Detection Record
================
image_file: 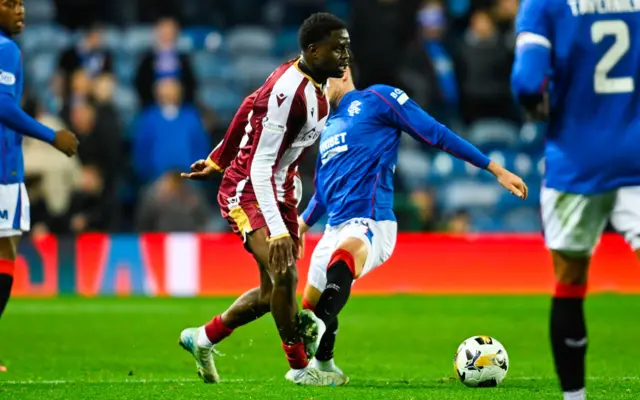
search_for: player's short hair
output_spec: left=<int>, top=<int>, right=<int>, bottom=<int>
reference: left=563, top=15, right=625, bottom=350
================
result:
left=298, top=12, right=347, bottom=50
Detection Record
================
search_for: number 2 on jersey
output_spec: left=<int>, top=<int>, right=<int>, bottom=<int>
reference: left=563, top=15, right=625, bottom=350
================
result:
left=591, top=20, right=634, bottom=94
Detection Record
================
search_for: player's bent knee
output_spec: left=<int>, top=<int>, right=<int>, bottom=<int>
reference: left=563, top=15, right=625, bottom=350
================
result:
left=336, top=238, right=367, bottom=278
left=0, top=236, right=18, bottom=262
left=551, top=250, right=589, bottom=286
left=302, top=285, right=322, bottom=311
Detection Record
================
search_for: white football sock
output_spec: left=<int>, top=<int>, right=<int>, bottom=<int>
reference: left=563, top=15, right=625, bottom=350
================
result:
left=563, top=388, right=585, bottom=400
left=197, top=326, right=213, bottom=348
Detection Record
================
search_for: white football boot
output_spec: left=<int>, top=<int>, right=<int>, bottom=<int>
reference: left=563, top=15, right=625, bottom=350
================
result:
left=309, top=358, right=345, bottom=376
left=178, top=327, right=220, bottom=383
left=285, top=366, right=348, bottom=386
left=297, top=309, right=326, bottom=359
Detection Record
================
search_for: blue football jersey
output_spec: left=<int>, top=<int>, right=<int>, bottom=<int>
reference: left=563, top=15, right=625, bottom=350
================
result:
left=514, top=0, right=640, bottom=194
left=0, top=31, right=25, bottom=184
left=301, top=85, right=490, bottom=227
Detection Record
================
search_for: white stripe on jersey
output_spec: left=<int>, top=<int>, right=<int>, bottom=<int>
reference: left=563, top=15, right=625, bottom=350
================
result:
left=516, top=32, right=552, bottom=49
left=250, top=66, right=305, bottom=238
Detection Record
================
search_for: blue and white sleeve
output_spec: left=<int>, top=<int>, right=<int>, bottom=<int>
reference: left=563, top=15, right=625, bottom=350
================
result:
left=511, top=0, right=552, bottom=104
left=300, top=191, right=326, bottom=227
left=0, top=43, right=56, bottom=143
left=368, top=86, right=491, bottom=169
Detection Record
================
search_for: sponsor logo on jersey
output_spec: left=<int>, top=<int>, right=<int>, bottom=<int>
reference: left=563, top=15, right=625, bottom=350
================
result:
left=0, top=70, right=16, bottom=86
left=0, top=210, right=8, bottom=220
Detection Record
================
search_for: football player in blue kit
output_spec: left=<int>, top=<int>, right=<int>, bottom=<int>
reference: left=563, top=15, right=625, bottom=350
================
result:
left=512, top=1, right=640, bottom=399
left=0, top=0, right=79, bottom=372
left=296, top=65, right=528, bottom=382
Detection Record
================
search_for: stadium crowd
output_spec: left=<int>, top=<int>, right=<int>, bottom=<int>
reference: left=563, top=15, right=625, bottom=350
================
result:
left=18, top=0, right=545, bottom=235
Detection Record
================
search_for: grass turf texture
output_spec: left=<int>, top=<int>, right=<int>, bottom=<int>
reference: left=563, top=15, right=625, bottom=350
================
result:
left=0, top=295, right=638, bottom=399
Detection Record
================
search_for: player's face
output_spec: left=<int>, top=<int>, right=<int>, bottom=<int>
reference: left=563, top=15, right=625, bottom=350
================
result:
left=313, top=29, right=350, bottom=79
left=0, top=0, right=24, bottom=35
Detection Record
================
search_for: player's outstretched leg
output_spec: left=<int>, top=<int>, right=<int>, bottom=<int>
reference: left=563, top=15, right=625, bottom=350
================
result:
left=550, top=251, right=588, bottom=400
left=0, top=236, right=20, bottom=373
left=179, top=258, right=273, bottom=383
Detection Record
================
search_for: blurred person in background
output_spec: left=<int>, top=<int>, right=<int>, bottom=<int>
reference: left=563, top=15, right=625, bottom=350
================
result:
left=396, top=187, right=439, bottom=232
left=350, top=0, right=421, bottom=88
left=64, top=164, right=111, bottom=233
left=456, top=7, right=518, bottom=124
left=57, top=24, right=114, bottom=104
left=135, top=17, right=196, bottom=108
left=133, top=77, right=209, bottom=185
left=446, top=208, right=471, bottom=233
left=400, top=0, right=460, bottom=128
left=22, top=92, right=82, bottom=234
left=24, top=175, right=52, bottom=238
left=135, top=170, right=213, bottom=232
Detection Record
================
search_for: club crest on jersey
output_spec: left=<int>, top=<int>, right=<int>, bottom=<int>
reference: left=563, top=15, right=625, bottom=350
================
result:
left=348, top=100, right=361, bottom=117
left=0, top=70, right=16, bottom=86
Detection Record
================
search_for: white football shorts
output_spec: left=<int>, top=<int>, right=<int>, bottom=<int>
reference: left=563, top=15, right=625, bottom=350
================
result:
left=541, top=185, right=640, bottom=255
left=0, top=183, right=30, bottom=238
left=307, top=218, right=397, bottom=291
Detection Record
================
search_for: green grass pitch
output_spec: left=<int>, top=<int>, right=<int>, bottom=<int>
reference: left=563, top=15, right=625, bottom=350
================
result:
left=0, top=295, right=639, bottom=399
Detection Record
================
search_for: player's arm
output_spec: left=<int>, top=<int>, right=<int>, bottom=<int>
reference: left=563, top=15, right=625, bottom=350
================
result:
left=0, top=44, right=55, bottom=143
left=510, top=0, right=552, bottom=120
left=0, top=44, right=78, bottom=156
left=207, top=90, right=258, bottom=172
left=250, top=92, right=304, bottom=242
left=371, top=87, right=528, bottom=198
left=370, top=87, right=491, bottom=169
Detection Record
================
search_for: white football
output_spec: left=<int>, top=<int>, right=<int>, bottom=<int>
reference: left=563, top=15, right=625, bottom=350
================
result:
left=454, top=335, right=509, bottom=387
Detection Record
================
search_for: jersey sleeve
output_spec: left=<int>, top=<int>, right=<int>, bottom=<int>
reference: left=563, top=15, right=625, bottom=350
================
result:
left=207, top=90, right=258, bottom=172
left=0, top=43, right=56, bottom=143
left=368, top=86, right=491, bottom=169
left=300, top=156, right=326, bottom=227
left=511, top=0, right=553, bottom=100
left=0, top=43, right=20, bottom=97
left=250, top=87, right=306, bottom=240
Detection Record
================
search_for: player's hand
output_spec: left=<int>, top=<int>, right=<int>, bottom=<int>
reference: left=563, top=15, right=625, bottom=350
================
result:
left=53, top=129, right=79, bottom=157
left=268, top=235, right=297, bottom=274
left=297, top=217, right=310, bottom=260
left=487, top=161, right=528, bottom=200
left=181, top=159, right=218, bottom=180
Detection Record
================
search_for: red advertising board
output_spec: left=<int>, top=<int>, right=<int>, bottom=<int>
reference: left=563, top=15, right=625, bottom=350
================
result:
left=10, top=233, right=640, bottom=296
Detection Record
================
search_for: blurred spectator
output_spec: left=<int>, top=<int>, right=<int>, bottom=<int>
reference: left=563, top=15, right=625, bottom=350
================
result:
left=64, top=165, right=113, bottom=233
left=22, top=94, right=82, bottom=229
left=135, top=17, right=196, bottom=108
left=24, top=176, right=53, bottom=239
left=456, top=8, right=517, bottom=124
left=350, top=0, right=421, bottom=88
left=132, top=78, right=210, bottom=184
left=446, top=208, right=471, bottom=233
left=69, top=100, right=121, bottom=208
left=396, top=188, right=439, bottom=231
left=136, top=171, right=214, bottom=232
left=400, top=0, right=459, bottom=127
left=57, top=24, right=114, bottom=103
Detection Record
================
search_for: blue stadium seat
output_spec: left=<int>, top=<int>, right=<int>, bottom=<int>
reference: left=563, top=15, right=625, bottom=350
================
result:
left=114, top=52, right=138, bottom=84
left=181, top=27, right=223, bottom=52
left=274, top=28, right=300, bottom=57
left=199, top=84, right=244, bottom=122
left=26, top=51, right=58, bottom=88
left=114, top=85, right=140, bottom=134
left=18, top=24, right=71, bottom=54
left=122, top=26, right=155, bottom=55
left=468, top=208, right=501, bottom=232
left=437, top=180, right=502, bottom=212
left=225, top=26, right=275, bottom=56
left=24, top=0, right=55, bottom=24
left=517, top=121, right=545, bottom=153
left=192, top=52, right=233, bottom=82
left=101, top=26, right=125, bottom=51
left=500, top=206, right=542, bottom=232
left=230, top=55, right=281, bottom=90
left=467, top=118, right=520, bottom=152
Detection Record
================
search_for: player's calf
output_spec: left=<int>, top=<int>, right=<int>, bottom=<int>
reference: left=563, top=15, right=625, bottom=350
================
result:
left=550, top=251, right=589, bottom=400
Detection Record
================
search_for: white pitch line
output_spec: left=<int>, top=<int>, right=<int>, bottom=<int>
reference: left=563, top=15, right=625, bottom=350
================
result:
left=1, top=377, right=638, bottom=385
